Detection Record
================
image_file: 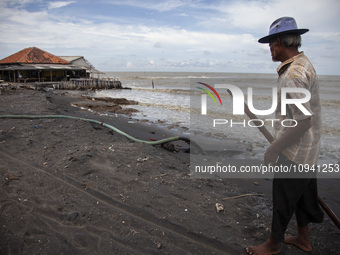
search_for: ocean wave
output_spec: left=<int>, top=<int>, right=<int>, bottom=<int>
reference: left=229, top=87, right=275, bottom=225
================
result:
left=218, top=94, right=340, bottom=108
left=321, top=99, right=340, bottom=107
left=119, top=75, right=209, bottom=80
left=236, top=96, right=340, bottom=108
left=133, top=87, right=192, bottom=95
left=138, top=102, right=191, bottom=113
left=322, top=125, right=340, bottom=135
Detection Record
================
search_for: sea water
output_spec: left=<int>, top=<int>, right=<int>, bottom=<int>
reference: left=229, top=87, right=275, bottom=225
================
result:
left=97, top=72, right=340, bottom=162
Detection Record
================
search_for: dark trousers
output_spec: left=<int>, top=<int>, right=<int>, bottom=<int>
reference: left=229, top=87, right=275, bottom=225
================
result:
left=271, top=154, right=324, bottom=243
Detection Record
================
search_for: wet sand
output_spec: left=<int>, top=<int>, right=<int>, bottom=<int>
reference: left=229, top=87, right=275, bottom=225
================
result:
left=0, top=89, right=339, bottom=254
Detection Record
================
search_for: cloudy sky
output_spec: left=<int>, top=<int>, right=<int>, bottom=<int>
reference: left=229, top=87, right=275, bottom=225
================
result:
left=0, top=0, right=339, bottom=74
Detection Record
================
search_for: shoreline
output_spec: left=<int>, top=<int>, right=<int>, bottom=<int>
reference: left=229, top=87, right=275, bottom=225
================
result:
left=0, top=88, right=339, bottom=254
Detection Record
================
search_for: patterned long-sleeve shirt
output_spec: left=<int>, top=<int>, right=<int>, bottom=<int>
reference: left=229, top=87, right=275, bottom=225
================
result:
left=275, top=52, right=322, bottom=166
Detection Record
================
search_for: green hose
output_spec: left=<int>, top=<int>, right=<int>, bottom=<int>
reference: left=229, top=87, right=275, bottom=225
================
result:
left=0, top=115, right=189, bottom=145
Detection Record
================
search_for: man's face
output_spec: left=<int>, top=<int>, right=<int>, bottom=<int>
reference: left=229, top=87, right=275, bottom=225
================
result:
left=269, top=38, right=281, bottom=62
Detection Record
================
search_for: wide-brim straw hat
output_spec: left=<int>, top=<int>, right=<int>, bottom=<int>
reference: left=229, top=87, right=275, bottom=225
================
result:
left=258, top=17, right=309, bottom=43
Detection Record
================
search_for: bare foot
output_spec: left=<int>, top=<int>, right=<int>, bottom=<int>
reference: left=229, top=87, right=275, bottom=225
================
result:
left=284, top=234, right=312, bottom=252
left=246, top=240, right=280, bottom=255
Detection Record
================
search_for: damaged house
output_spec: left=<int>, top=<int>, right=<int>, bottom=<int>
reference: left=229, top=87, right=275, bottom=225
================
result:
left=0, top=47, right=101, bottom=82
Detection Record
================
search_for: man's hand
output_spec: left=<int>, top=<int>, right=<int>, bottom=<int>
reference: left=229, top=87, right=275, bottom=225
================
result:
left=264, top=143, right=280, bottom=166
left=263, top=118, right=312, bottom=166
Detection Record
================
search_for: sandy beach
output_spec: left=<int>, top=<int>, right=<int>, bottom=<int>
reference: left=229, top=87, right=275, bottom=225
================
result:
left=0, top=88, right=339, bottom=255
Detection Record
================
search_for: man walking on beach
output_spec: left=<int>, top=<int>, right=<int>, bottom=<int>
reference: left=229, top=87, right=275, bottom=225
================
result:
left=246, top=17, right=324, bottom=254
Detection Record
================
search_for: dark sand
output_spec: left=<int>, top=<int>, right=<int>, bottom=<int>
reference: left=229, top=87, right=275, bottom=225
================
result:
left=0, top=89, right=339, bottom=255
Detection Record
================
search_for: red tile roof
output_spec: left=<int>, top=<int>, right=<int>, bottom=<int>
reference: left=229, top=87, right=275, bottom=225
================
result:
left=0, top=47, right=70, bottom=64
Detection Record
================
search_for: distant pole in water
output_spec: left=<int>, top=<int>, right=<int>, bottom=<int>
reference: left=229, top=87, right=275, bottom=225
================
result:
left=152, top=79, right=154, bottom=89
